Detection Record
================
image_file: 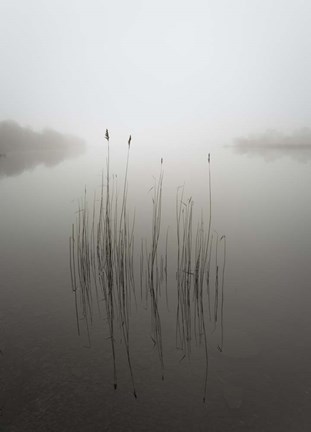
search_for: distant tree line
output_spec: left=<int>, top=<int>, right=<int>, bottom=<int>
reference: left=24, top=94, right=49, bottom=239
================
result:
left=0, top=120, right=85, bottom=155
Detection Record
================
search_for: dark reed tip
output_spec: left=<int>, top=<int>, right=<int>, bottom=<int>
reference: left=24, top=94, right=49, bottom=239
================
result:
left=217, top=345, right=223, bottom=352
left=161, top=157, right=163, bottom=164
left=203, top=396, right=206, bottom=403
left=105, top=129, right=110, bottom=141
left=133, top=390, right=137, bottom=399
left=114, top=383, right=117, bottom=390
left=128, top=134, right=131, bottom=148
left=161, top=375, right=164, bottom=381
left=208, top=153, right=210, bottom=163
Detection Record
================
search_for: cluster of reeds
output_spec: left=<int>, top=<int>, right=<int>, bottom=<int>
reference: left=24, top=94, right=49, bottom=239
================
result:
left=70, top=130, right=137, bottom=397
left=175, top=155, right=226, bottom=401
left=69, top=135, right=226, bottom=401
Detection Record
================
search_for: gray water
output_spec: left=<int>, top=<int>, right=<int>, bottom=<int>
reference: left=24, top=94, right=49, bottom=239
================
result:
left=1, top=143, right=311, bottom=431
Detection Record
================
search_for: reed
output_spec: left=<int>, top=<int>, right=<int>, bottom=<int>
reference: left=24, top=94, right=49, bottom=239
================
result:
left=217, top=235, right=226, bottom=352
left=147, top=161, right=165, bottom=379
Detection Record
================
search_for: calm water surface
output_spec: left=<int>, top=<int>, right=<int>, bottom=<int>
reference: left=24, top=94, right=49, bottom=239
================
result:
left=1, top=144, right=311, bottom=431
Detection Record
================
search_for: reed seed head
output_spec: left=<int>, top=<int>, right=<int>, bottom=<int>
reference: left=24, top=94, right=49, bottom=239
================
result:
left=105, top=129, right=110, bottom=141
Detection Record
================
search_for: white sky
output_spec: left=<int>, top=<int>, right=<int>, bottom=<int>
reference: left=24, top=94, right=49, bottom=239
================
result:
left=0, top=0, right=310, bottom=148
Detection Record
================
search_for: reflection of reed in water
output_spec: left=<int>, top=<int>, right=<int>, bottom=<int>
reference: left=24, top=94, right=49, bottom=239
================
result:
left=69, top=135, right=227, bottom=401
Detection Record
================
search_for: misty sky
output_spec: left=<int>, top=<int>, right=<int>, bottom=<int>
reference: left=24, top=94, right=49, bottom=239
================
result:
left=1, top=0, right=310, bottom=148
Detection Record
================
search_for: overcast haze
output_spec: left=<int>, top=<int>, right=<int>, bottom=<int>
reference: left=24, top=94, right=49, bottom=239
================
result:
left=1, top=0, right=310, bottom=148
left=2, top=2, right=311, bottom=429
